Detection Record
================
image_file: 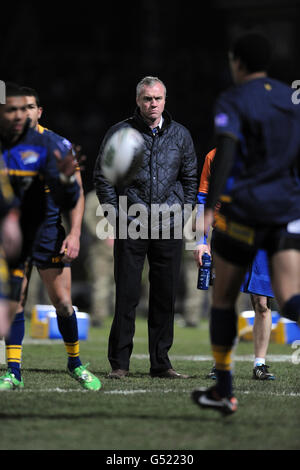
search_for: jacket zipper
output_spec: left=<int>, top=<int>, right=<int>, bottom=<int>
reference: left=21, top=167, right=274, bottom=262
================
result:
left=149, top=131, right=157, bottom=205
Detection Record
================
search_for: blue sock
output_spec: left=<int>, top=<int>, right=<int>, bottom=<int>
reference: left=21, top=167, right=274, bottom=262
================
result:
left=215, top=369, right=233, bottom=398
left=56, top=310, right=82, bottom=371
left=5, top=311, right=25, bottom=381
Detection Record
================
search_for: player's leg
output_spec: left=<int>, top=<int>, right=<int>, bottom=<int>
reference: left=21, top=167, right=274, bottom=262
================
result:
left=192, top=252, right=245, bottom=413
left=251, top=294, right=275, bottom=380
left=38, top=266, right=101, bottom=390
left=0, top=263, right=30, bottom=390
left=210, top=253, right=248, bottom=393
left=270, top=249, right=300, bottom=323
left=0, top=299, right=26, bottom=390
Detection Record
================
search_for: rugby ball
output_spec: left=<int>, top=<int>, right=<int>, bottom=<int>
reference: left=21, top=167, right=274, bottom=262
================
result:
left=101, top=127, right=144, bottom=186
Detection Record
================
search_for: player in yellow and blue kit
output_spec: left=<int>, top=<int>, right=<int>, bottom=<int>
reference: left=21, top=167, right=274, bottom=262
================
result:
left=195, top=148, right=275, bottom=381
left=192, top=33, right=300, bottom=415
left=0, top=84, right=100, bottom=391
left=0, top=83, right=80, bottom=389
left=0, top=85, right=101, bottom=391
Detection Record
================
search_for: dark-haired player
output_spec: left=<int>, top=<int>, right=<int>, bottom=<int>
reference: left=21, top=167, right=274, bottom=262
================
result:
left=195, top=148, right=276, bottom=382
left=0, top=84, right=100, bottom=391
left=192, top=33, right=300, bottom=414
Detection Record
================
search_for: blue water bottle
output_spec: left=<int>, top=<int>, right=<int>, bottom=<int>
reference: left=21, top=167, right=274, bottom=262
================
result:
left=197, top=253, right=211, bottom=290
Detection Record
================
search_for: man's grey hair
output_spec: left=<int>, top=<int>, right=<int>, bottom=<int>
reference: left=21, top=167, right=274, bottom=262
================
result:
left=136, top=76, right=167, bottom=98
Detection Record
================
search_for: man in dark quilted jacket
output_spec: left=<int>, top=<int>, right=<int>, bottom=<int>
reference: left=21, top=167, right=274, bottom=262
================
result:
left=94, top=76, right=198, bottom=379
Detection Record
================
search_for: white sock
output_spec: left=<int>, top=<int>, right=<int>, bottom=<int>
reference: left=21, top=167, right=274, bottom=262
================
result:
left=254, top=357, right=265, bottom=367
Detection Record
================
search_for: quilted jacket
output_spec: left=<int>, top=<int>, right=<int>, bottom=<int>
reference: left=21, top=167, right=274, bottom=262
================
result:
left=93, top=108, right=198, bottom=232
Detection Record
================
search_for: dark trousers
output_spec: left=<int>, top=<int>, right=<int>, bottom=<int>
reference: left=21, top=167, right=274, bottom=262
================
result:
left=108, top=237, right=183, bottom=373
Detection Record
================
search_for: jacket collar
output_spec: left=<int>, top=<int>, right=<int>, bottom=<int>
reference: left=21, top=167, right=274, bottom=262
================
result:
left=131, top=107, right=172, bottom=135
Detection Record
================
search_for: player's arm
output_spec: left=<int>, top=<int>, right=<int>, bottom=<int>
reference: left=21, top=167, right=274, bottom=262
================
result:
left=60, top=170, right=85, bottom=262
left=194, top=192, right=211, bottom=267
left=44, top=146, right=81, bottom=212
left=204, top=135, right=237, bottom=234
left=193, top=150, right=215, bottom=267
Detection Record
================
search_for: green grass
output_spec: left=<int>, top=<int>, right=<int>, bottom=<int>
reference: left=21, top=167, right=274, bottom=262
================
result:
left=0, top=316, right=299, bottom=451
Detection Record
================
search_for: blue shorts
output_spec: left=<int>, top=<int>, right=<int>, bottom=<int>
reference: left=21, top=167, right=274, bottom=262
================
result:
left=31, top=222, right=70, bottom=269
left=213, top=213, right=300, bottom=267
left=240, top=249, right=274, bottom=298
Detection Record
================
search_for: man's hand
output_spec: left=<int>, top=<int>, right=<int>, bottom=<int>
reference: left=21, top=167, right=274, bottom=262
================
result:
left=193, top=244, right=211, bottom=268
left=60, top=233, right=80, bottom=263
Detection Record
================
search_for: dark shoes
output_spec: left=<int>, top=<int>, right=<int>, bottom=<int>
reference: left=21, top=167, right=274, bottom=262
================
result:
left=191, top=386, right=238, bottom=415
left=108, top=368, right=189, bottom=379
left=150, top=368, right=189, bottom=379
left=206, top=366, right=217, bottom=380
left=253, top=364, right=275, bottom=380
left=107, top=369, right=129, bottom=379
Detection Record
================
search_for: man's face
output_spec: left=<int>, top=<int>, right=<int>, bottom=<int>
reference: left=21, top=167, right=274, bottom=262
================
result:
left=24, top=95, right=42, bottom=128
left=0, top=96, right=28, bottom=141
left=136, top=82, right=166, bottom=126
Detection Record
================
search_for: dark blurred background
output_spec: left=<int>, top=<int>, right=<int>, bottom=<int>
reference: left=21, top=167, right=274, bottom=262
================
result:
left=1, top=0, right=300, bottom=315
left=1, top=0, right=300, bottom=191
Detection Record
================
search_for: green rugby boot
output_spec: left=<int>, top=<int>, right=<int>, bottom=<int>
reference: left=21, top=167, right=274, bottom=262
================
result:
left=68, top=363, right=102, bottom=391
left=0, top=370, right=24, bottom=390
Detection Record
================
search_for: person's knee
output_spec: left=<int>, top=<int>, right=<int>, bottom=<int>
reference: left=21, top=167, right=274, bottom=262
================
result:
left=55, top=300, right=73, bottom=318
left=252, top=296, right=270, bottom=318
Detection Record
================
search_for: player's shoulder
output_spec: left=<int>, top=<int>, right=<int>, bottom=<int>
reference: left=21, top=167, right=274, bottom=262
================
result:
left=263, top=77, right=298, bottom=104
left=37, top=125, right=72, bottom=151
left=22, top=127, right=51, bottom=147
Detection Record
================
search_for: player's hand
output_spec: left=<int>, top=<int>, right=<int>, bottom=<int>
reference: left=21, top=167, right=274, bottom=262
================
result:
left=60, top=233, right=80, bottom=262
left=1, top=209, right=22, bottom=261
left=54, top=145, right=86, bottom=178
left=193, top=244, right=211, bottom=267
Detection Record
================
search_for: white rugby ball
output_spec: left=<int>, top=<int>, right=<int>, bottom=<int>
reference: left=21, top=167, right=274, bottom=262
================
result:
left=101, top=127, right=144, bottom=186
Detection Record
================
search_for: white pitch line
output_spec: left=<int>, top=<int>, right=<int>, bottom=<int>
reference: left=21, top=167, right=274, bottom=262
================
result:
left=5, top=388, right=300, bottom=397
left=132, top=354, right=294, bottom=362
left=22, top=340, right=294, bottom=363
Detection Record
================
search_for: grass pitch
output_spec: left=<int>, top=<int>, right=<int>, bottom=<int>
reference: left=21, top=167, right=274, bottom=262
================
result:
left=0, top=316, right=299, bottom=451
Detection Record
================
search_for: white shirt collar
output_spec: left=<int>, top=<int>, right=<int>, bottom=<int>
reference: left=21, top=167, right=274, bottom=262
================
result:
left=150, top=116, right=163, bottom=131
left=157, top=116, right=163, bottom=129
